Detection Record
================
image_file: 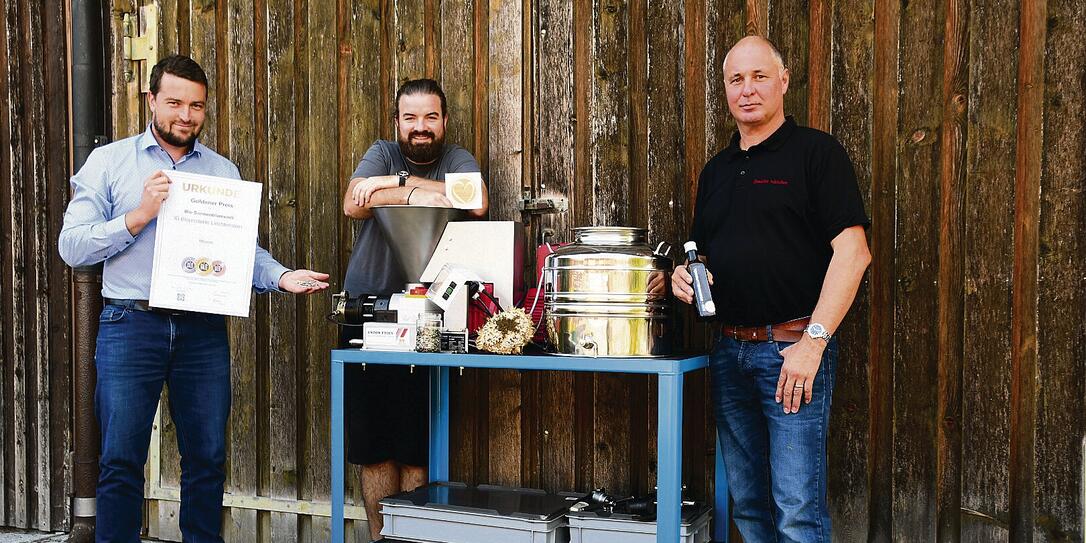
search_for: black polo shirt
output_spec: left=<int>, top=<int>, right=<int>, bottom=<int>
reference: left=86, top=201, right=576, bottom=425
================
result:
left=690, top=116, right=869, bottom=326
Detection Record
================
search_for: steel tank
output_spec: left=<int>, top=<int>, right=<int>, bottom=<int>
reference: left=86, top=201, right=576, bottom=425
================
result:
left=543, top=227, right=672, bottom=357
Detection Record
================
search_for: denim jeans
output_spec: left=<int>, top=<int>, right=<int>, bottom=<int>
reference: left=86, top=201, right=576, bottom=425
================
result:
left=94, top=304, right=230, bottom=543
left=709, top=336, right=837, bottom=543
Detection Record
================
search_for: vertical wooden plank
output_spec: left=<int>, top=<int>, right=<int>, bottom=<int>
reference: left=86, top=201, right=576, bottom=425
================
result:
left=189, top=0, right=218, bottom=149
left=158, top=0, right=182, bottom=55
left=960, top=0, right=1018, bottom=540
left=487, top=0, right=524, bottom=222
left=589, top=0, right=628, bottom=227
left=592, top=370, right=630, bottom=495
left=587, top=0, right=631, bottom=497
left=21, top=0, right=52, bottom=528
left=625, top=0, right=648, bottom=495
left=472, top=0, right=489, bottom=177
left=441, top=0, right=482, bottom=479
left=424, top=0, right=440, bottom=78
left=0, top=0, right=7, bottom=519
left=533, top=0, right=575, bottom=492
left=395, top=0, right=426, bottom=86
left=440, top=0, right=477, bottom=152
left=643, top=0, right=697, bottom=499
left=892, top=0, right=945, bottom=538
left=1033, top=0, right=1084, bottom=540
left=642, top=0, right=684, bottom=278
left=3, top=0, right=28, bottom=527
left=222, top=0, right=259, bottom=538
left=868, top=0, right=900, bottom=539
left=484, top=0, right=525, bottom=488
left=745, top=0, right=768, bottom=37
left=43, top=0, right=72, bottom=528
left=109, top=0, right=142, bottom=138
left=827, top=0, right=874, bottom=539
left=702, top=0, right=743, bottom=163
left=1009, top=0, right=1046, bottom=540
left=339, top=0, right=381, bottom=531
left=935, top=0, right=968, bottom=540
left=767, top=0, right=808, bottom=125
left=806, top=0, right=830, bottom=131
left=299, top=0, right=338, bottom=536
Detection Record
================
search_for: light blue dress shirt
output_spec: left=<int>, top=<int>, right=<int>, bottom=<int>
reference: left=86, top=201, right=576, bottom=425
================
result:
left=59, top=126, right=289, bottom=299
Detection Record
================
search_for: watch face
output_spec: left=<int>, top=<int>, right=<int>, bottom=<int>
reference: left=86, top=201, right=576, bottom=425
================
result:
left=807, top=323, right=827, bottom=337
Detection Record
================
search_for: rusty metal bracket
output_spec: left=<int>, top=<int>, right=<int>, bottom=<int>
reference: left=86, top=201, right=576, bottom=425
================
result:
left=121, top=4, right=159, bottom=92
left=520, top=196, right=568, bottom=215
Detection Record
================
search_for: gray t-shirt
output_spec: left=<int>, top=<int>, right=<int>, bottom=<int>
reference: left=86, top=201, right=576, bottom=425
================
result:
left=343, top=140, right=482, bottom=296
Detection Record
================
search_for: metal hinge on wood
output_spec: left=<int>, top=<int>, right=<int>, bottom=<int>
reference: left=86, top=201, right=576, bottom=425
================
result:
left=121, top=4, right=159, bottom=93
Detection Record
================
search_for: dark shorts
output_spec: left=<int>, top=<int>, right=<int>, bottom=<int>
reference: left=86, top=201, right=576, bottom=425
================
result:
left=342, top=327, right=429, bottom=467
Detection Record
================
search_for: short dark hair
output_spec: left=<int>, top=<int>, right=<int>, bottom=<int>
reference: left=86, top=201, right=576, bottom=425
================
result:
left=394, top=78, right=447, bottom=117
left=149, top=55, right=209, bottom=95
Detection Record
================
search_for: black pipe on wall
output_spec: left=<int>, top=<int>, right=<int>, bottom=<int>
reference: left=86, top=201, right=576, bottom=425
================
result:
left=69, top=0, right=107, bottom=540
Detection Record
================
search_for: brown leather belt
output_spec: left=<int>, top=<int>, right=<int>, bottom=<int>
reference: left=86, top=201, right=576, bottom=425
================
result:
left=721, top=317, right=810, bottom=343
left=105, top=298, right=197, bottom=317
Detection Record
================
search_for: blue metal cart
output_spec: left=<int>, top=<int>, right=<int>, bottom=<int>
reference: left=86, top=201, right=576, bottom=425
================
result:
left=330, top=349, right=729, bottom=543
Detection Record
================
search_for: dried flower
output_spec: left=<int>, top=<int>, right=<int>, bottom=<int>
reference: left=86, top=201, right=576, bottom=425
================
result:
left=475, top=307, right=534, bottom=355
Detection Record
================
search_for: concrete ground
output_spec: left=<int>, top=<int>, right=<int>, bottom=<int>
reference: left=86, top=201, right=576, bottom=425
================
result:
left=0, top=529, right=156, bottom=542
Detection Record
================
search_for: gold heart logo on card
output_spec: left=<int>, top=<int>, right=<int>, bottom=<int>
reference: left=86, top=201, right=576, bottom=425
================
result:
left=451, top=179, right=476, bottom=204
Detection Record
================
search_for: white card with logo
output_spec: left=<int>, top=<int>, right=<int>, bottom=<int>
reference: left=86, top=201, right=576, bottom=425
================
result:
left=445, top=172, right=483, bottom=209
left=148, top=170, right=263, bottom=317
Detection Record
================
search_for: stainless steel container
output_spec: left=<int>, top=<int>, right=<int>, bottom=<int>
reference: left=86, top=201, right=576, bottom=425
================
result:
left=543, top=227, right=672, bottom=357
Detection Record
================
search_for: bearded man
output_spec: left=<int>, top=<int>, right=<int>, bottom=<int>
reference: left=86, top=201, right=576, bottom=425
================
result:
left=59, top=54, right=328, bottom=542
left=341, top=78, right=488, bottom=542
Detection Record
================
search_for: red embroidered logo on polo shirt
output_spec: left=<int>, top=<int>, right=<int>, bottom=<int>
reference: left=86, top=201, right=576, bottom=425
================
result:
left=752, top=179, right=789, bottom=185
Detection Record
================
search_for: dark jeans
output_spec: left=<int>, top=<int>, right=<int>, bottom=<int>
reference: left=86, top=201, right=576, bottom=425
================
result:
left=94, top=304, right=230, bottom=543
left=709, top=336, right=838, bottom=543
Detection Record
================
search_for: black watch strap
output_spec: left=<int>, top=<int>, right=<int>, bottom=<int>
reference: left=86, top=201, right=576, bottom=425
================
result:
left=397, top=170, right=409, bottom=187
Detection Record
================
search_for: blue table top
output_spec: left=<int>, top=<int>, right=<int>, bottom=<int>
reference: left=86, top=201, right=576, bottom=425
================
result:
left=331, top=349, right=709, bottom=376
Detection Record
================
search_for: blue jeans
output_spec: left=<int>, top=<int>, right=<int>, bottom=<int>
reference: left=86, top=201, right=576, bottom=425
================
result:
left=94, top=304, right=230, bottom=543
left=709, top=336, right=837, bottom=543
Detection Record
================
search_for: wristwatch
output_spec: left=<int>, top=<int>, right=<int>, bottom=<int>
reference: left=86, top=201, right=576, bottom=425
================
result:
left=804, top=322, right=832, bottom=342
left=397, top=170, right=409, bottom=187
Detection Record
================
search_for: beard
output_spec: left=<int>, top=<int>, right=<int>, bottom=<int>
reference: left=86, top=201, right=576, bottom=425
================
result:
left=398, top=129, right=445, bottom=164
left=152, top=113, right=202, bottom=149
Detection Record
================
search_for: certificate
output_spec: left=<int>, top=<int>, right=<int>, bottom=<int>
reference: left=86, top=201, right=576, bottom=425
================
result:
left=148, top=171, right=263, bottom=317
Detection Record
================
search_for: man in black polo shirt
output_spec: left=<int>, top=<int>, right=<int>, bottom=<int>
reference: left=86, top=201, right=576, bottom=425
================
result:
left=673, top=36, right=870, bottom=542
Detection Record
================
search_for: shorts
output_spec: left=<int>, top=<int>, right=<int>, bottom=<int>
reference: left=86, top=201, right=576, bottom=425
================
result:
left=342, top=327, right=429, bottom=467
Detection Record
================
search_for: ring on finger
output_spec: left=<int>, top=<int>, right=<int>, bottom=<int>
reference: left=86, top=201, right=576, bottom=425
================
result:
left=793, top=382, right=805, bottom=389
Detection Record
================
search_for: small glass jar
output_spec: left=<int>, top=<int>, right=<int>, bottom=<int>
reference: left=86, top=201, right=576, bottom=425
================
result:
left=415, top=313, right=443, bottom=353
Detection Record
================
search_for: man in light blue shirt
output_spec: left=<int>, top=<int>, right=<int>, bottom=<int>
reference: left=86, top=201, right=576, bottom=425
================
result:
left=59, top=55, right=328, bottom=543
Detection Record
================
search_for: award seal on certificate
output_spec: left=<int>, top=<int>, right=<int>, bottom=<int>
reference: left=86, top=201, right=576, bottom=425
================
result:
left=148, top=171, right=263, bottom=316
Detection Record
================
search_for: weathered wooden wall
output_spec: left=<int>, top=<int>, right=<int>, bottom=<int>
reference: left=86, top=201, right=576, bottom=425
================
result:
left=0, top=0, right=1076, bottom=540
left=0, top=0, right=72, bottom=532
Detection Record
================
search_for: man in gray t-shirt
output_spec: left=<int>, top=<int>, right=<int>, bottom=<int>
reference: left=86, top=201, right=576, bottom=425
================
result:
left=341, top=78, right=487, bottom=542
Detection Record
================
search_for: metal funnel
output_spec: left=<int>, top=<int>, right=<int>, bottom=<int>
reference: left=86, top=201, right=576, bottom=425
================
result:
left=371, top=205, right=469, bottom=282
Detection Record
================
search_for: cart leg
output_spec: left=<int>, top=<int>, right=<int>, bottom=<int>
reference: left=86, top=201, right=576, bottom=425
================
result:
left=331, top=358, right=345, bottom=543
left=657, top=373, right=683, bottom=543
left=429, top=365, right=450, bottom=482
left=714, top=432, right=729, bottom=542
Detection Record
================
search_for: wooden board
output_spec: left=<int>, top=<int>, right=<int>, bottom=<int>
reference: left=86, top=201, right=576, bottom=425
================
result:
left=3, top=0, right=29, bottom=527
left=960, top=0, right=1019, bottom=540
left=1033, top=0, right=1085, bottom=539
left=224, top=0, right=259, bottom=536
left=299, top=0, right=339, bottom=537
left=767, top=0, right=809, bottom=125
left=868, top=0, right=900, bottom=540
left=826, top=0, right=875, bottom=539
left=42, top=0, right=72, bottom=527
left=892, top=0, right=945, bottom=538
